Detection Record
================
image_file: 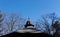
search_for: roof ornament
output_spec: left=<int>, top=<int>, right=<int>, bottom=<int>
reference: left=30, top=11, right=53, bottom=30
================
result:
left=28, top=17, right=30, bottom=21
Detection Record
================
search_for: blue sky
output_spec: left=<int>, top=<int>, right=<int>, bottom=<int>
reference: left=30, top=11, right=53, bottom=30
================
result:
left=0, top=0, right=60, bottom=22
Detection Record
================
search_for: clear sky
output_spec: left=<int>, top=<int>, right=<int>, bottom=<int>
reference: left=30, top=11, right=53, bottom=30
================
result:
left=0, top=0, right=60, bottom=22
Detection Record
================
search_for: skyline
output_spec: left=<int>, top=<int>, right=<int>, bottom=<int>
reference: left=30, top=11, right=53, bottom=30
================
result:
left=0, top=0, right=60, bottom=22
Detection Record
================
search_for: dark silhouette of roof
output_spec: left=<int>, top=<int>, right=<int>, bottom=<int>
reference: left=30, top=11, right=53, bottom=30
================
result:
left=1, top=32, right=54, bottom=37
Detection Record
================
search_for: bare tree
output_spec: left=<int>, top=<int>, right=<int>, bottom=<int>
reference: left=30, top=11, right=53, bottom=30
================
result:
left=52, top=21, right=60, bottom=37
left=4, top=13, right=23, bottom=33
left=42, top=16, right=50, bottom=34
left=35, top=12, right=60, bottom=35
left=42, top=12, right=60, bottom=35
left=35, top=19, right=46, bottom=32
left=0, top=11, right=4, bottom=36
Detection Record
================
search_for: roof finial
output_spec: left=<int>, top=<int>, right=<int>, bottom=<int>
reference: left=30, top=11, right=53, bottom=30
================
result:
left=28, top=17, right=30, bottom=21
